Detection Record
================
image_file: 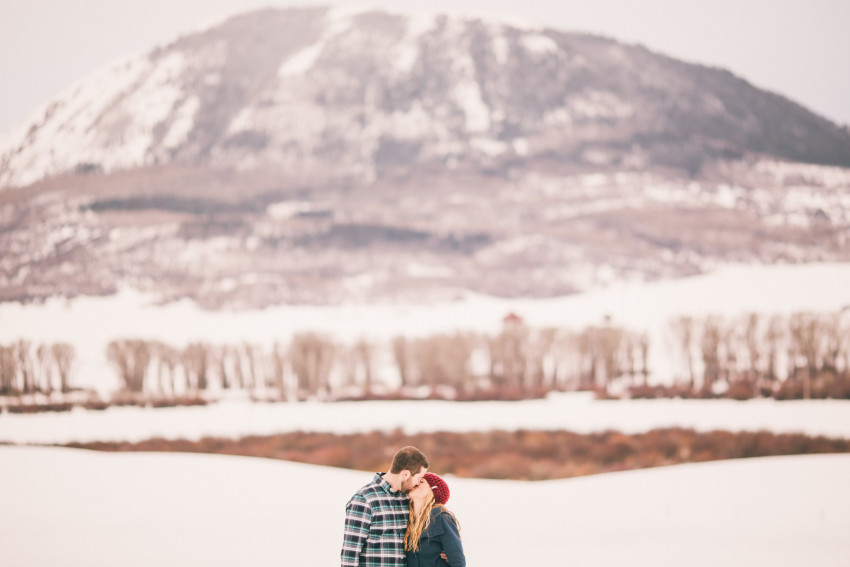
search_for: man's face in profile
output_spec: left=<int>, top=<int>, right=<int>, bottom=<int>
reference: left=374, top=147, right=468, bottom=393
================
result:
left=400, top=466, right=427, bottom=493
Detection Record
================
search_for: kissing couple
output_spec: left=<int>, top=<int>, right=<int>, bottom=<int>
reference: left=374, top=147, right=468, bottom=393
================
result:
left=341, top=446, right=466, bottom=567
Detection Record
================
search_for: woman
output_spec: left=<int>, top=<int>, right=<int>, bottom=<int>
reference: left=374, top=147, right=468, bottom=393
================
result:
left=404, top=472, right=466, bottom=567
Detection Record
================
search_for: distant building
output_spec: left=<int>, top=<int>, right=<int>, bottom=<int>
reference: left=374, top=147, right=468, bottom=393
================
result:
left=503, top=312, right=524, bottom=326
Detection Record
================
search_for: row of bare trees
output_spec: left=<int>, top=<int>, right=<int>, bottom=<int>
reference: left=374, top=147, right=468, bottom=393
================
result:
left=0, top=341, right=75, bottom=396
left=101, top=319, right=652, bottom=401
left=668, top=311, right=850, bottom=398
left=391, top=321, right=650, bottom=397
left=110, top=310, right=845, bottom=401
left=4, top=310, right=848, bottom=405
left=106, top=340, right=286, bottom=398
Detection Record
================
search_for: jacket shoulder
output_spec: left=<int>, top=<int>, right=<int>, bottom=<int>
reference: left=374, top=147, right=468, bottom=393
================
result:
left=436, top=508, right=461, bottom=533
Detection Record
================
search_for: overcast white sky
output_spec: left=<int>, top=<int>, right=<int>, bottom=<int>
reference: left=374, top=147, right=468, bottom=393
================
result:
left=1, top=0, right=849, bottom=134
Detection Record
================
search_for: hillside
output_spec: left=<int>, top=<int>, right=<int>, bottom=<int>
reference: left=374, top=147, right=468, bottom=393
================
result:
left=1, top=8, right=849, bottom=305
left=3, top=446, right=849, bottom=566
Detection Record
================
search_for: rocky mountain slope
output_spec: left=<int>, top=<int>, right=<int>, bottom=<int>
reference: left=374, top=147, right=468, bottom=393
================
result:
left=1, top=7, right=849, bottom=306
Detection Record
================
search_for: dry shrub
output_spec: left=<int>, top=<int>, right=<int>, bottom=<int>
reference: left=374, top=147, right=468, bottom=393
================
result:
left=595, top=432, right=638, bottom=465
left=149, top=396, right=208, bottom=408
left=310, top=445, right=356, bottom=469
left=6, top=404, right=38, bottom=414
left=757, top=384, right=776, bottom=398
left=453, top=386, right=545, bottom=401
left=627, top=385, right=664, bottom=399
left=590, top=387, right=620, bottom=400
left=827, top=380, right=850, bottom=399
left=641, top=429, right=681, bottom=461
left=337, top=391, right=411, bottom=402
left=467, top=453, right=533, bottom=480
left=774, top=379, right=805, bottom=400
left=727, top=380, right=756, bottom=400
left=110, top=391, right=145, bottom=406
left=527, top=459, right=561, bottom=481
left=174, top=396, right=208, bottom=407
left=627, top=384, right=694, bottom=399
left=7, top=402, right=73, bottom=413
left=82, top=399, right=109, bottom=411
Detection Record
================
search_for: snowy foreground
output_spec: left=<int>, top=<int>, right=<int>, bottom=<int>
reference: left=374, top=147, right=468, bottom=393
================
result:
left=2, top=446, right=848, bottom=567
left=2, top=393, right=850, bottom=444
left=2, top=263, right=850, bottom=394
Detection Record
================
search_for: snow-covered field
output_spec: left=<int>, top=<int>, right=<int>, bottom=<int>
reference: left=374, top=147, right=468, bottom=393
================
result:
left=2, top=446, right=848, bottom=567
left=2, top=262, right=850, bottom=395
left=2, top=393, right=850, bottom=444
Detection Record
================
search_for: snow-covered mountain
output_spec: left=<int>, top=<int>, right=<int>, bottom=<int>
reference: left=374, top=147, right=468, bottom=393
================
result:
left=2, top=7, right=850, bottom=306
left=3, top=7, right=850, bottom=187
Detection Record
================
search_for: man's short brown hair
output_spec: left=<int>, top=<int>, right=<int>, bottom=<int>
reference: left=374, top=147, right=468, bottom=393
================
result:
left=389, top=446, right=429, bottom=474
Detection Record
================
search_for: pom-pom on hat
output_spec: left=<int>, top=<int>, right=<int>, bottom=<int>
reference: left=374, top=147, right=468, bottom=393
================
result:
left=423, top=472, right=450, bottom=504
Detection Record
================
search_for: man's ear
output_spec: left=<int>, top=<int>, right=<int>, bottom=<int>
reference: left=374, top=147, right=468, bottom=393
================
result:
left=400, top=469, right=411, bottom=481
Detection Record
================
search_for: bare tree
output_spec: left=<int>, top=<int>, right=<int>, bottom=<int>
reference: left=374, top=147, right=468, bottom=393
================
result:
left=489, top=321, right=529, bottom=390
left=528, top=328, right=557, bottom=390
left=269, top=341, right=287, bottom=398
left=670, top=316, right=695, bottom=387
left=215, top=345, right=231, bottom=391
left=576, top=324, right=624, bottom=391
left=232, top=344, right=247, bottom=390
left=413, top=337, right=441, bottom=392
left=764, top=315, right=785, bottom=383
left=637, top=332, right=650, bottom=385
left=339, top=344, right=359, bottom=390
left=15, top=341, right=35, bottom=394
left=839, top=310, right=850, bottom=381
left=411, top=333, right=474, bottom=395
left=0, top=345, right=16, bottom=395
left=743, top=313, right=761, bottom=383
left=391, top=336, right=414, bottom=389
left=789, top=313, right=824, bottom=399
left=700, top=317, right=723, bottom=390
left=107, top=340, right=152, bottom=394
left=719, top=322, right=741, bottom=384
left=596, top=325, right=624, bottom=389
left=549, top=330, right=581, bottom=391
left=183, top=343, right=210, bottom=394
left=157, top=343, right=181, bottom=396
left=441, top=333, right=475, bottom=392
left=36, top=344, right=54, bottom=394
left=289, top=333, right=336, bottom=398
left=576, top=329, right=595, bottom=389
left=354, top=339, right=376, bottom=395
left=51, top=343, right=75, bottom=394
left=240, top=343, right=263, bottom=392
left=822, top=313, right=845, bottom=374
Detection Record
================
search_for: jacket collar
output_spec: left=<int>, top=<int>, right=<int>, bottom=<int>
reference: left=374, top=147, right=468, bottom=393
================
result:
left=375, top=472, right=407, bottom=497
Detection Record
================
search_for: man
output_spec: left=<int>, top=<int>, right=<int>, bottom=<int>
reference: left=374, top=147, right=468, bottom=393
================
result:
left=341, top=446, right=430, bottom=567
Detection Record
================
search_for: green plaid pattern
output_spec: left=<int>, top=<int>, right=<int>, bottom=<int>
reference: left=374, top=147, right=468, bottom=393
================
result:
left=341, top=473, right=410, bottom=567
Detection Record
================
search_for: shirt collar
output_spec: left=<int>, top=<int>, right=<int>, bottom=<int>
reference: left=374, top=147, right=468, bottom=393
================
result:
left=375, top=472, right=407, bottom=498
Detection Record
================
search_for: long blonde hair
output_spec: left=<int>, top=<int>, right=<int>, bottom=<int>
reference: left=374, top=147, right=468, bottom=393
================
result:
left=404, top=497, right=460, bottom=552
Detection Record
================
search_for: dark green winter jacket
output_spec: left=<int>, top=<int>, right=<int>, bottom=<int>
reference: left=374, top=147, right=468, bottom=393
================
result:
left=405, top=507, right=465, bottom=567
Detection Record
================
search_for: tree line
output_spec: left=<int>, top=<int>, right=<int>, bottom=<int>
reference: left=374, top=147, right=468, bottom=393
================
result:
left=97, top=309, right=850, bottom=402
left=2, top=309, right=849, bottom=410
left=95, top=321, right=650, bottom=402
left=0, top=341, right=75, bottom=396
left=666, top=311, right=850, bottom=399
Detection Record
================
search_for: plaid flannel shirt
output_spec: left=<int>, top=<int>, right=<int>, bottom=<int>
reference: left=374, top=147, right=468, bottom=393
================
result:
left=341, top=473, right=410, bottom=567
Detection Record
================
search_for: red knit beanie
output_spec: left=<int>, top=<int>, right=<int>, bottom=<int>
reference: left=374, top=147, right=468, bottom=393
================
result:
left=423, top=473, right=450, bottom=504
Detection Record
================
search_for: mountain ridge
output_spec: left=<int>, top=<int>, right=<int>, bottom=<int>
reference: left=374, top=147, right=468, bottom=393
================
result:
left=2, top=6, right=850, bottom=190
left=1, top=7, right=849, bottom=307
